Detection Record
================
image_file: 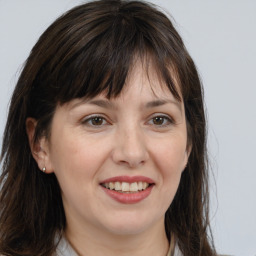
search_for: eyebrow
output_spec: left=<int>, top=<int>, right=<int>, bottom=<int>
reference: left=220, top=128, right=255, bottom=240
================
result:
left=70, top=99, right=116, bottom=110
left=87, top=99, right=115, bottom=109
left=145, top=99, right=182, bottom=112
left=71, top=98, right=181, bottom=112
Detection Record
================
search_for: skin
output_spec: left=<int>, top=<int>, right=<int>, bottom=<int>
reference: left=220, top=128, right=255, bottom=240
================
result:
left=27, top=60, right=190, bottom=256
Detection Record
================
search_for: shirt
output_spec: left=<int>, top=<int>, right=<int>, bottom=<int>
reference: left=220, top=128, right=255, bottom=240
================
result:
left=55, top=237, right=183, bottom=256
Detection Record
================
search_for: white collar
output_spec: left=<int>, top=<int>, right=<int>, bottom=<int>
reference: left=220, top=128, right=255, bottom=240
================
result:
left=55, top=236, right=78, bottom=256
left=55, top=236, right=183, bottom=256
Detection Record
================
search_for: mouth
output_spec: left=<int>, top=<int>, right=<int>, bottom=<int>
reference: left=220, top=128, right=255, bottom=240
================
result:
left=99, top=176, right=155, bottom=204
left=100, top=181, right=154, bottom=193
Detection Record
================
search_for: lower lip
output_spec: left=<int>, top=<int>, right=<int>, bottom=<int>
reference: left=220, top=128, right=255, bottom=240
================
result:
left=101, top=185, right=154, bottom=204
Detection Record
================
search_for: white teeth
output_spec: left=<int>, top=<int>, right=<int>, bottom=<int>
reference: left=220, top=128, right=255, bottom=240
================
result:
left=109, top=182, right=115, bottom=190
left=121, top=182, right=130, bottom=192
left=102, top=181, right=150, bottom=192
left=115, top=181, right=122, bottom=191
left=138, top=181, right=143, bottom=190
left=130, top=182, right=138, bottom=192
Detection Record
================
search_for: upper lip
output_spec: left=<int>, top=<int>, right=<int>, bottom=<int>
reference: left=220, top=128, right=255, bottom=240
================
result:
left=100, top=176, right=155, bottom=184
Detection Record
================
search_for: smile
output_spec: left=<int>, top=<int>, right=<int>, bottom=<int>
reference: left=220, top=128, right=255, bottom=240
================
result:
left=101, top=181, right=150, bottom=193
left=100, top=176, right=155, bottom=204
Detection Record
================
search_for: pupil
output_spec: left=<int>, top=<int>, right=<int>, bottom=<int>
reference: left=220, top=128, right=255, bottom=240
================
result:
left=153, top=117, right=163, bottom=125
left=92, top=117, right=103, bottom=125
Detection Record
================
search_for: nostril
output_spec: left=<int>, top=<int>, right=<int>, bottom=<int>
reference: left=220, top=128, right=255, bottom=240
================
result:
left=111, top=133, right=149, bottom=167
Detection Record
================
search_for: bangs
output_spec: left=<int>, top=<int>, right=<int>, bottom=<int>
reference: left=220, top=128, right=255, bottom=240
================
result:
left=32, top=1, right=183, bottom=107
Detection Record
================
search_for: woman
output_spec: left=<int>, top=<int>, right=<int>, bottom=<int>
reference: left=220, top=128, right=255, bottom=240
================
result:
left=0, top=0, right=216, bottom=255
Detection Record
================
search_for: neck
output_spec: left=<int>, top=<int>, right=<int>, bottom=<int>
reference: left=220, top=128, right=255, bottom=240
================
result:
left=65, top=217, right=169, bottom=256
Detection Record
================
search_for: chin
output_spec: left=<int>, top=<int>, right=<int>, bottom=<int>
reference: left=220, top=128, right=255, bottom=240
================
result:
left=99, top=211, right=163, bottom=236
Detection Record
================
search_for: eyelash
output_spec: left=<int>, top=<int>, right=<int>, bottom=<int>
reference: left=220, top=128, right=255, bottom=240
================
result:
left=81, top=115, right=109, bottom=127
left=147, top=115, right=174, bottom=127
left=81, top=114, right=174, bottom=128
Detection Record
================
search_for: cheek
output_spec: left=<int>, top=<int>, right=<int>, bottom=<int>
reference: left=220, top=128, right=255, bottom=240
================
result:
left=50, top=138, right=105, bottom=214
left=49, top=131, right=116, bottom=206
left=49, top=132, right=106, bottom=187
left=154, top=137, right=187, bottom=191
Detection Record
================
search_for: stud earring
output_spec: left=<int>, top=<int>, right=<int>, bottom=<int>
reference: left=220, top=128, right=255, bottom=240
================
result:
left=42, top=167, right=46, bottom=173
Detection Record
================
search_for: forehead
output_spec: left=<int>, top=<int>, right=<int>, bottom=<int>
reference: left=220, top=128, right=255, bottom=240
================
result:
left=119, top=57, right=182, bottom=101
left=66, top=60, right=183, bottom=113
left=55, top=53, right=183, bottom=111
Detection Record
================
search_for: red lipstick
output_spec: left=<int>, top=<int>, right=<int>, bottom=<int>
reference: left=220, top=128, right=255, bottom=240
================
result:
left=100, top=176, right=155, bottom=204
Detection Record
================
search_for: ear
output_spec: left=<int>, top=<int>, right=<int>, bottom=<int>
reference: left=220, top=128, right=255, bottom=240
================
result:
left=26, top=118, right=54, bottom=173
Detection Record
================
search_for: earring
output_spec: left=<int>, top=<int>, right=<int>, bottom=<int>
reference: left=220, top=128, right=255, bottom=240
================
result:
left=42, top=167, right=46, bottom=173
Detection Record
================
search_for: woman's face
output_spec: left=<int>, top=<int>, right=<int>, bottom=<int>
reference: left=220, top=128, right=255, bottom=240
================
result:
left=43, top=61, right=190, bottom=237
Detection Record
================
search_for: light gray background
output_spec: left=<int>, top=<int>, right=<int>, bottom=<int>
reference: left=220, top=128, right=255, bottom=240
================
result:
left=0, top=1, right=255, bottom=255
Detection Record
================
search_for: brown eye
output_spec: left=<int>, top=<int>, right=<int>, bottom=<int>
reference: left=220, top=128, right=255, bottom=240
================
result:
left=91, top=117, right=104, bottom=126
left=153, top=117, right=165, bottom=125
left=82, top=116, right=108, bottom=127
left=149, top=115, right=173, bottom=127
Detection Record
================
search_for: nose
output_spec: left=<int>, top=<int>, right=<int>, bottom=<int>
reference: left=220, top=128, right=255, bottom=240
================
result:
left=112, top=126, right=149, bottom=168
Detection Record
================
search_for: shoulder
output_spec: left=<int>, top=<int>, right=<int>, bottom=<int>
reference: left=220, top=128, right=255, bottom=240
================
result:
left=166, top=245, right=183, bottom=256
left=174, top=246, right=183, bottom=256
left=55, top=236, right=78, bottom=256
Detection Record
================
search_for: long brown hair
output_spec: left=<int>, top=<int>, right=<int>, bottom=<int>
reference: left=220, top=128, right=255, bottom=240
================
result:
left=0, top=0, right=216, bottom=255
